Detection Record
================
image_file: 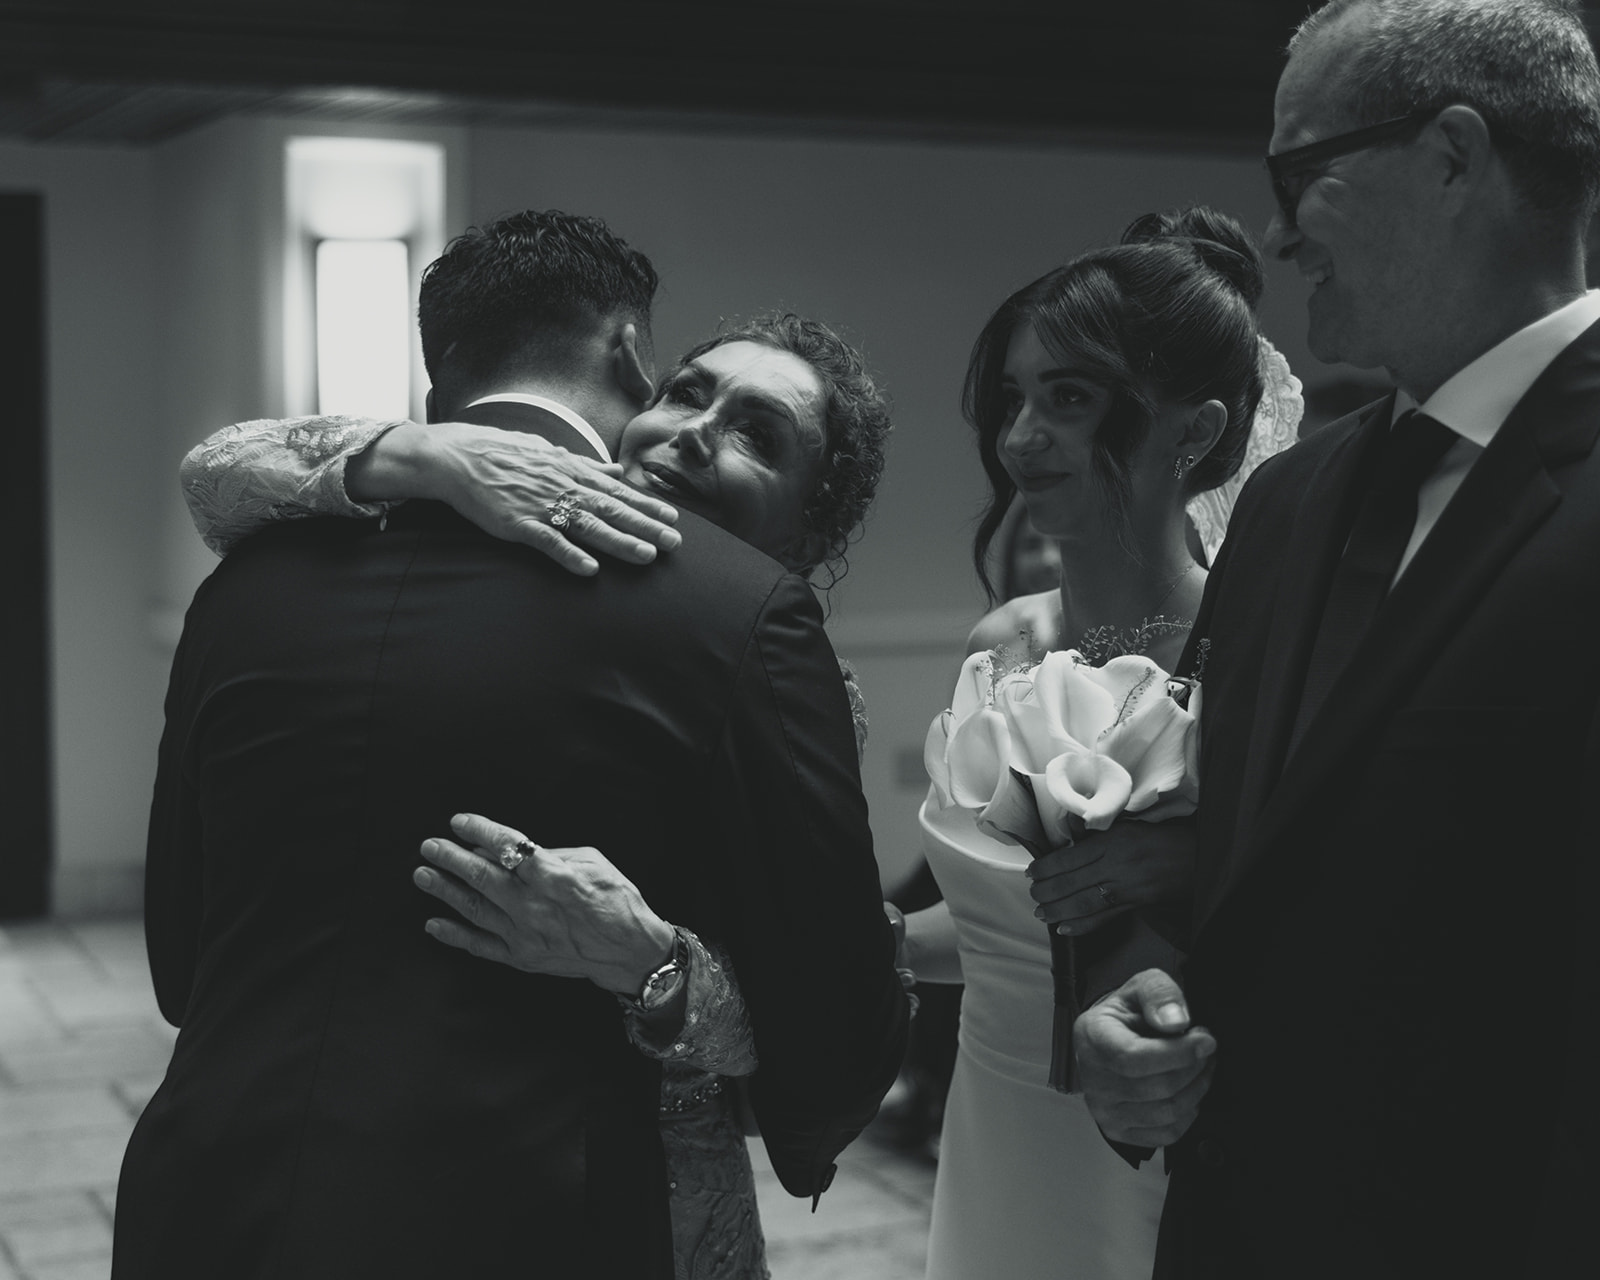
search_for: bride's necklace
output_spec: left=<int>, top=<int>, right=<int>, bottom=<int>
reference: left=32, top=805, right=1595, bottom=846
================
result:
left=1075, top=563, right=1195, bottom=666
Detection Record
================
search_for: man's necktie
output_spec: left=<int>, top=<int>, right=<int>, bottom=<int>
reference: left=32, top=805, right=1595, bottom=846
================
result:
left=1288, top=410, right=1458, bottom=753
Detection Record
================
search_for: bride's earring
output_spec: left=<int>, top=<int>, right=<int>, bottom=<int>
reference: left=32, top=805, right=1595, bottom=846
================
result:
left=1173, top=454, right=1196, bottom=479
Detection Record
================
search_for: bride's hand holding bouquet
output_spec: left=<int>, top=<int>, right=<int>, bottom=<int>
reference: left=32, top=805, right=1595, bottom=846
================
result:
left=1026, top=820, right=1196, bottom=937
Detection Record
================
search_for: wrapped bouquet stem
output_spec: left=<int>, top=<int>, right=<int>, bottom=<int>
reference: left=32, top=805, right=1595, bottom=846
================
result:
left=925, top=646, right=1201, bottom=1091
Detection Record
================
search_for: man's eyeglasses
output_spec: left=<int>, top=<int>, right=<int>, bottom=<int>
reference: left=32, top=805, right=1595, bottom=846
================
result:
left=1264, top=109, right=1438, bottom=227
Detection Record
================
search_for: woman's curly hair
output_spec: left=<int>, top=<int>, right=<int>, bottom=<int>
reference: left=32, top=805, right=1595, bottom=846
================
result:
left=668, top=313, right=892, bottom=589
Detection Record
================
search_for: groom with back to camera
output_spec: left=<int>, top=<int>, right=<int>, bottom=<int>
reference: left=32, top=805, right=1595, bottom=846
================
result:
left=1045, top=0, right=1600, bottom=1274
left=113, top=210, right=909, bottom=1279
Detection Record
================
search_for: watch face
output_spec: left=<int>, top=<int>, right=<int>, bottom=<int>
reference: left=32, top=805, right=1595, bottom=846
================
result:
left=639, top=962, right=685, bottom=1012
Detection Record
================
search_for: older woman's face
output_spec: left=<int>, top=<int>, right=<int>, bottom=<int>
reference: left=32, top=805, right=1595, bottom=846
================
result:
left=620, top=340, right=827, bottom=564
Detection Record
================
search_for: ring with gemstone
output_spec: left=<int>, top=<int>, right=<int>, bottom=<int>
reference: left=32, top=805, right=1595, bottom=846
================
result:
left=1097, top=884, right=1118, bottom=908
left=499, top=837, right=541, bottom=872
left=546, top=491, right=582, bottom=531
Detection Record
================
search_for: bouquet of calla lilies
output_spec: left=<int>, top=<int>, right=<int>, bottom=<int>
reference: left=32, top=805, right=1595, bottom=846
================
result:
left=925, top=647, right=1201, bottom=854
left=924, top=645, right=1202, bottom=1090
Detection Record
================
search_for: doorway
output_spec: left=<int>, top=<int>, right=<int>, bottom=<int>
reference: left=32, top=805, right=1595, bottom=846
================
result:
left=1, top=191, right=52, bottom=920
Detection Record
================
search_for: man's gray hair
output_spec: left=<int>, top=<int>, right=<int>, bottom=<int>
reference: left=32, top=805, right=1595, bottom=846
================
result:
left=1293, top=0, right=1600, bottom=220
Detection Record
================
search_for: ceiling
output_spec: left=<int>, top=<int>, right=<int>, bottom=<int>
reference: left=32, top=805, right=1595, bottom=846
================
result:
left=6, top=3, right=1600, bottom=154
left=0, top=1, right=1310, bottom=151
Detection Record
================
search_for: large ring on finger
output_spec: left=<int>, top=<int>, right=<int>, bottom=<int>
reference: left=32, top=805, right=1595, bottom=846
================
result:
left=499, top=836, right=541, bottom=872
left=1097, top=884, right=1118, bottom=907
left=546, top=491, right=582, bottom=531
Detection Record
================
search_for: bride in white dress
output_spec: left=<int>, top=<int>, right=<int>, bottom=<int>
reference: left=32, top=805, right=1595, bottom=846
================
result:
left=899, top=207, right=1302, bottom=1280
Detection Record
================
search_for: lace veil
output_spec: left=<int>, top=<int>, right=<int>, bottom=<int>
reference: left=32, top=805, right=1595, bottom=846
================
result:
left=1186, top=337, right=1304, bottom=564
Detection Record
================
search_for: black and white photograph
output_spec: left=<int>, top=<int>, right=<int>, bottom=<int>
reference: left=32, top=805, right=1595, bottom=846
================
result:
left=1, top=2, right=1596, bottom=1276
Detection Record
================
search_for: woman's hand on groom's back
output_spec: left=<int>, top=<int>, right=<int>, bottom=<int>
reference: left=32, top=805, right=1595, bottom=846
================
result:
left=414, top=812, right=677, bottom=997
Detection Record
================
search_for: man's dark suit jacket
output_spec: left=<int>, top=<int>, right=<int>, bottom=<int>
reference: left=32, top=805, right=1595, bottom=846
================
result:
left=1147, top=321, right=1600, bottom=1277
left=113, top=404, right=909, bottom=1279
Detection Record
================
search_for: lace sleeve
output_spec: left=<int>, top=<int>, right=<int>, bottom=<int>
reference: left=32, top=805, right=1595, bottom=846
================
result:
left=180, top=416, right=409, bottom=555
left=837, top=658, right=869, bottom=761
left=622, top=930, right=758, bottom=1078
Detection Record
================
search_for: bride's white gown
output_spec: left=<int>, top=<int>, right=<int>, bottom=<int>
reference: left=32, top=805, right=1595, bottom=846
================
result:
left=921, top=796, right=1167, bottom=1280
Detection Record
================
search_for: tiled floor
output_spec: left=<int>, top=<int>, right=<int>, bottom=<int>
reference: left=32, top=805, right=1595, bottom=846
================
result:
left=0, top=918, right=933, bottom=1280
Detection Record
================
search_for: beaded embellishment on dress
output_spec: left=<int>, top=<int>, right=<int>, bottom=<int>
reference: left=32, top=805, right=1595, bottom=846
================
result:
left=1074, top=615, right=1193, bottom=667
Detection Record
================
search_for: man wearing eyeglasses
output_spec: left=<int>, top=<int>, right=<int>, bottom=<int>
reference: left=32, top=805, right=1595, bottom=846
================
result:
left=1069, top=1, right=1600, bottom=1274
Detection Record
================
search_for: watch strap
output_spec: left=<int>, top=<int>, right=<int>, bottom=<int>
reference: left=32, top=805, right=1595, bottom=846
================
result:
left=626, top=927, right=690, bottom=1014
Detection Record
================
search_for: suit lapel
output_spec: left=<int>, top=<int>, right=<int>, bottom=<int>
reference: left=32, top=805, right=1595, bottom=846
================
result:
left=1192, top=397, right=1392, bottom=932
left=1197, top=322, right=1600, bottom=944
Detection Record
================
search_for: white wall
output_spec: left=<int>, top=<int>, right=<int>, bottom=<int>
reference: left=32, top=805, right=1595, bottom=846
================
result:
left=0, top=141, right=165, bottom=914
left=147, top=116, right=472, bottom=638
left=2, top=113, right=1324, bottom=911
left=2, top=118, right=469, bottom=915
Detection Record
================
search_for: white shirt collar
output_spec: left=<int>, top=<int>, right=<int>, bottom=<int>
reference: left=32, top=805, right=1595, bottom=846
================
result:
left=464, top=392, right=612, bottom=463
left=1395, top=289, right=1600, bottom=444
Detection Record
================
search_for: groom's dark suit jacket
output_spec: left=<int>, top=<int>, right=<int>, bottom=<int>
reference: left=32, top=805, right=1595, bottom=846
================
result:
left=114, top=403, right=909, bottom=1279
left=1149, top=321, right=1600, bottom=1277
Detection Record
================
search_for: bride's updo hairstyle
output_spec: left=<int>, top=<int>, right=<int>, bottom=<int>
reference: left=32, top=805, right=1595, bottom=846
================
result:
left=965, top=206, right=1267, bottom=600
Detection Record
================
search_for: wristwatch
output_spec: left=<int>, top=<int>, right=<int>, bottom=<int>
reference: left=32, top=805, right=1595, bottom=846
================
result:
left=628, top=929, right=689, bottom=1015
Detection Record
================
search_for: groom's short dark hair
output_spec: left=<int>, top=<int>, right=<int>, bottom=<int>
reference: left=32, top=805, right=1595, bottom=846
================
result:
left=418, top=209, right=659, bottom=406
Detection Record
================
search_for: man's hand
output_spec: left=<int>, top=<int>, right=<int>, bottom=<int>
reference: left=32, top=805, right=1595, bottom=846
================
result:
left=1028, top=821, right=1196, bottom=935
left=414, top=812, right=675, bottom=996
left=1076, top=968, right=1215, bottom=1147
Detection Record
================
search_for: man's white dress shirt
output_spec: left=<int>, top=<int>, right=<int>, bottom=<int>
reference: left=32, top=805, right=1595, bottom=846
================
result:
left=465, top=392, right=612, bottom=463
left=1390, top=288, right=1600, bottom=581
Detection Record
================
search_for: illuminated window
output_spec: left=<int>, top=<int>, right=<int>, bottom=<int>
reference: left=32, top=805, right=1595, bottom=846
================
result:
left=284, top=137, right=446, bottom=420
left=315, top=239, right=412, bottom=419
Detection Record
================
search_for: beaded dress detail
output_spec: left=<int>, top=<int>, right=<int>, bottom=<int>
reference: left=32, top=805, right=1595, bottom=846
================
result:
left=1074, top=615, right=1192, bottom=667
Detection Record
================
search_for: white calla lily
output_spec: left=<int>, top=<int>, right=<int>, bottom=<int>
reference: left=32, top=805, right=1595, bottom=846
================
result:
left=945, top=706, right=1011, bottom=810
left=1077, top=653, right=1166, bottom=727
left=1097, top=692, right=1197, bottom=813
left=975, top=768, right=1050, bottom=856
left=1040, top=749, right=1134, bottom=832
left=993, top=667, right=1088, bottom=773
left=950, top=649, right=998, bottom=724
left=1039, top=652, right=1122, bottom=747
left=923, top=709, right=955, bottom=807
